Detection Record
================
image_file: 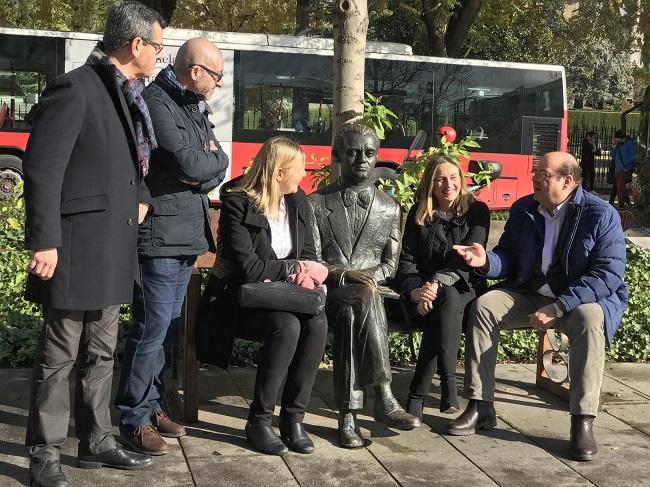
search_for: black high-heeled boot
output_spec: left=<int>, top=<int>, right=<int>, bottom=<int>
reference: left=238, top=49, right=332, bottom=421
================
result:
left=405, top=394, right=424, bottom=422
left=439, top=374, right=460, bottom=414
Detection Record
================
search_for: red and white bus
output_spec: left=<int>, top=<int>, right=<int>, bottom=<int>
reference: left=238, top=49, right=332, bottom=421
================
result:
left=0, top=26, right=567, bottom=207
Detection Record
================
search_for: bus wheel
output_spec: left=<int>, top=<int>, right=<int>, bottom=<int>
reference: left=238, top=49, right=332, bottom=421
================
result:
left=0, top=154, right=24, bottom=200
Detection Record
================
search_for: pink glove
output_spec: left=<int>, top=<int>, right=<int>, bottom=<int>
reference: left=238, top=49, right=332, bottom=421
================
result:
left=293, top=271, right=315, bottom=289
left=299, top=260, right=329, bottom=286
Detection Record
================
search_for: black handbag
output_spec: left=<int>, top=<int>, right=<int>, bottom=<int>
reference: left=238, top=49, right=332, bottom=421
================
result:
left=238, top=281, right=326, bottom=315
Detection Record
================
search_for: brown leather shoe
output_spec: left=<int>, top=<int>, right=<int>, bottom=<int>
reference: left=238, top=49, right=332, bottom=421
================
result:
left=446, top=399, right=497, bottom=436
left=119, top=425, right=169, bottom=456
left=152, top=411, right=187, bottom=438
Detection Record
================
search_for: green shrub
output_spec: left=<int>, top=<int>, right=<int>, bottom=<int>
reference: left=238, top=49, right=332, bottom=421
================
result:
left=606, top=243, right=650, bottom=361
left=0, top=195, right=41, bottom=367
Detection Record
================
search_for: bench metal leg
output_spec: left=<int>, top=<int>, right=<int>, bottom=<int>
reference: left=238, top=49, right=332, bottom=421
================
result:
left=182, top=270, right=201, bottom=423
left=536, top=329, right=570, bottom=401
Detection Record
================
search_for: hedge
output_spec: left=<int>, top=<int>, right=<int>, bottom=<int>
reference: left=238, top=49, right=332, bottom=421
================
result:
left=1, top=196, right=648, bottom=367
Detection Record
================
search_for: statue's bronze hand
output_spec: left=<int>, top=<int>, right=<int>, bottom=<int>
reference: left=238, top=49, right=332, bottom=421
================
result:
left=345, top=269, right=377, bottom=288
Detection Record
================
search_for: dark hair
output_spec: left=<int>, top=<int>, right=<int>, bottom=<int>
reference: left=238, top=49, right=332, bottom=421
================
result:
left=332, top=124, right=378, bottom=161
left=614, top=129, right=626, bottom=139
left=585, top=131, right=596, bottom=137
left=102, top=1, right=165, bottom=54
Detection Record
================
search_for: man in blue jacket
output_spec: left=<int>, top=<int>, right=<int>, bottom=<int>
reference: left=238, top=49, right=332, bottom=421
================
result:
left=449, top=152, right=628, bottom=462
left=610, top=130, right=636, bottom=209
left=116, top=37, right=229, bottom=455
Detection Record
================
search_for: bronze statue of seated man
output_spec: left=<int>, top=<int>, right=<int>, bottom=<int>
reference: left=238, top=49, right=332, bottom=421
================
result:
left=309, top=124, right=420, bottom=448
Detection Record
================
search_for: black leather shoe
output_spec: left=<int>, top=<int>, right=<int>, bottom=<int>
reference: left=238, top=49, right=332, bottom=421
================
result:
left=447, top=399, right=497, bottom=436
left=405, top=395, right=424, bottom=422
left=569, top=415, right=598, bottom=461
left=279, top=420, right=314, bottom=454
left=374, top=397, right=421, bottom=430
left=338, top=411, right=364, bottom=448
left=29, top=459, right=68, bottom=487
left=245, top=421, right=288, bottom=455
left=77, top=445, right=153, bottom=470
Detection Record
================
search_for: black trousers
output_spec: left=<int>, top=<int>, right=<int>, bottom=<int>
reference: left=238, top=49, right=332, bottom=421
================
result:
left=25, top=306, right=120, bottom=461
left=237, top=308, right=328, bottom=426
left=581, top=163, right=595, bottom=191
left=407, top=286, right=476, bottom=399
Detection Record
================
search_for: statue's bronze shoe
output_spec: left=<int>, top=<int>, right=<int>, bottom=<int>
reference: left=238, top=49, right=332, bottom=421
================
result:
left=373, top=400, right=421, bottom=430
left=338, top=411, right=364, bottom=448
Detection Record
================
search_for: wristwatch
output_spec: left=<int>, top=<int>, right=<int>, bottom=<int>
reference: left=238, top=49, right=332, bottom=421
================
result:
left=431, top=278, right=442, bottom=286
left=552, top=302, right=565, bottom=318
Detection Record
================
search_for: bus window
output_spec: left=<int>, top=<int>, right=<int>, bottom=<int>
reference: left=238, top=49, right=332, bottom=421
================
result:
left=523, top=70, right=563, bottom=117
left=0, top=34, right=63, bottom=131
left=431, top=64, right=525, bottom=154
left=234, top=51, right=333, bottom=145
left=364, top=58, right=434, bottom=148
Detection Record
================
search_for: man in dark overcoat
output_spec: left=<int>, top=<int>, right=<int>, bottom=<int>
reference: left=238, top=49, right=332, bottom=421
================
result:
left=22, top=2, right=164, bottom=485
left=309, top=124, right=420, bottom=449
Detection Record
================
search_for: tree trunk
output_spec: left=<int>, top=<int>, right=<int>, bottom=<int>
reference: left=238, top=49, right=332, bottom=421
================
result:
left=332, top=0, right=368, bottom=141
left=421, top=0, right=449, bottom=56
left=420, top=0, right=483, bottom=57
left=296, top=0, right=310, bottom=35
left=445, top=0, right=483, bottom=57
left=140, top=0, right=177, bottom=26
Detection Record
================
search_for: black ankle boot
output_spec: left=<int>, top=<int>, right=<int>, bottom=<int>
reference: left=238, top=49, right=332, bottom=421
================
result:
left=405, top=394, right=424, bottom=422
left=439, top=375, right=460, bottom=414
left=569, top=415, right=598, bottom=461
left=447, top=399, right=497, bottom=436
left=29, top=459, right=68, bottom=487
left=245, top=421, right=288, bottom=455
left=279, top=419, right=314, bottom=454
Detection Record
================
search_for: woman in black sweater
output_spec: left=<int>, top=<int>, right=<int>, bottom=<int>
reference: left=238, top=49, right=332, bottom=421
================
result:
left=396, top=156, right=490, bottom=419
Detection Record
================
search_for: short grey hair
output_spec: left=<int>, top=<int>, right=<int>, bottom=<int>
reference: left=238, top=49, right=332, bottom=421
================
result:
left=333, top=124, right=379, bottom=160
left=103, top=1, right=165, bottom=54
left=558, top=158, right=582, bottom=183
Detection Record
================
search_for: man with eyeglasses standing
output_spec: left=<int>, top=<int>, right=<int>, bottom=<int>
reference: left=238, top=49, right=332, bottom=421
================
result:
left=23, top=1, right=164, bottom=485
left=116, top=37, right=229, bottom=456
left=449, top=152, right=627, bottom=462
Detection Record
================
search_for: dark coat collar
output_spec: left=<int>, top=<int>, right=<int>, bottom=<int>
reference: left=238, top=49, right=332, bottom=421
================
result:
left=153, top=65, right=203, bottom=107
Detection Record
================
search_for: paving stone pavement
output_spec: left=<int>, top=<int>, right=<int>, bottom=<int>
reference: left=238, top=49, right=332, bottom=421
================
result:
left=0, top=363, right=649, bottom=486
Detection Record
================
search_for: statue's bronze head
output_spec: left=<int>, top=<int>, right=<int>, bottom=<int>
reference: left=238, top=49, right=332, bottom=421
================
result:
left=332, top=124, right=380, bottom=186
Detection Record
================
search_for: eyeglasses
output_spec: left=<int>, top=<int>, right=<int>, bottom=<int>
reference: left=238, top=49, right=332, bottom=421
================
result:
left=142, top=38, right=163, bottom=54
left=191, top=64, right=224, bottom=83
left=531, top=169, right=561, bottom=179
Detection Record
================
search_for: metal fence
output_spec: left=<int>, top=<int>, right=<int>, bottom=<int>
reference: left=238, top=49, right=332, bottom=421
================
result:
left=568, top=125, right=639, bottom=191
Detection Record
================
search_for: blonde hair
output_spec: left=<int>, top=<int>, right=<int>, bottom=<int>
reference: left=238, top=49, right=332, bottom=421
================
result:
left=230, top=136, right=305, bottom=219
left=414, top=156, right=473, bottom=225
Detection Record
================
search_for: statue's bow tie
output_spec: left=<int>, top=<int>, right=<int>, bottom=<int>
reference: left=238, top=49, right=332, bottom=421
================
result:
left=342, top=188, right=371, bottom=209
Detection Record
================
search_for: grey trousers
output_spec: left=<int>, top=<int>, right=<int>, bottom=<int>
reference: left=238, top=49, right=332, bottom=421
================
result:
left=464, top=289, right=605, bottom=416
left=25, top=306, right=120, bottom=461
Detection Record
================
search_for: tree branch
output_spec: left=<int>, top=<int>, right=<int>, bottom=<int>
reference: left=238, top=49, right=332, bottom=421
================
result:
left=445, top=0, right=484, bottom=57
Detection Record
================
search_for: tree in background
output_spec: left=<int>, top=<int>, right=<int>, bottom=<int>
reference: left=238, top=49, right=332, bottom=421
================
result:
left=567, top=37, right=635, bottom=109
left=140, top=0, right=177, bottom=26
left=466, top=0, right=568, bottom=63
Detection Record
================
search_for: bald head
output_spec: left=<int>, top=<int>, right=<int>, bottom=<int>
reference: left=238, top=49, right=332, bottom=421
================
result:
left=173, top=37, right=224, bottom=98
left=542, top=151, right=582, bottom=184
left=533, top=151, right=582, bottom=211
left=175, top=37, right=222, bottom=71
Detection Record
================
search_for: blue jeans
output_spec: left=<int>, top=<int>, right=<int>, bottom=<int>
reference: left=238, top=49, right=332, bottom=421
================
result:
left=116, top=255, right=196, bottom=428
